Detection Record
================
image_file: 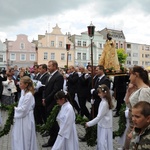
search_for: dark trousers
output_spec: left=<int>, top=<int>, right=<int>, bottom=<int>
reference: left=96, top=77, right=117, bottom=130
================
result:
left=34, top=104, right=46, bottom=125
left=48, top=122, right=59, bottom=145
left=70, top=92, right=80, bottom=113
left=78, top=94, right=90, bottom=119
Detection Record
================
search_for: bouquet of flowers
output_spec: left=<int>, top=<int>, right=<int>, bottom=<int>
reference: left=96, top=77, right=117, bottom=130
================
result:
left=32, top=79, right=45, bottom=92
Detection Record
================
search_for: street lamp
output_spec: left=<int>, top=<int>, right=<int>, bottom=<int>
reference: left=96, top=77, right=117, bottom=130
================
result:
left=87, top=22, right=95, bottom=118
left=66, top=44, right=71, bottom=69
left=87, top=22, right=95, bottom=87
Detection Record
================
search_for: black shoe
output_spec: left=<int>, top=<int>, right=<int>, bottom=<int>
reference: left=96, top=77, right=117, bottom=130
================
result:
left=42, top=132, right=49, bottom=137
left=113, top=113, right=119, bottom=117
left=42, top=143, right=52, bottom=148
left=79, top=136, right=86, bottom=142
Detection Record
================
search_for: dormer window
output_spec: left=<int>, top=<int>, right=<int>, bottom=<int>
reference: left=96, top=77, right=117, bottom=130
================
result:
left=20, top=43, right=25, bottom=49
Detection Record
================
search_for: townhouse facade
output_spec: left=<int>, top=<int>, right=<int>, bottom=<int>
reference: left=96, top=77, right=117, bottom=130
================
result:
left=126, top=42, right=150, bottom=68
left=37, top=24, right=74, bottom=68
left=1, top=26, right=150, bottom=70
left=6, top=34, right=37, bottom=68
left=0, top=40, right=6, bottom=69
left=69, top=31, right=106, bottom=67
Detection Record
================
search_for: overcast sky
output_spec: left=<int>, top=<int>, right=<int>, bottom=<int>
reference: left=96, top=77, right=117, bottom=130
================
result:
left=0, top=0, right=150, bottom=44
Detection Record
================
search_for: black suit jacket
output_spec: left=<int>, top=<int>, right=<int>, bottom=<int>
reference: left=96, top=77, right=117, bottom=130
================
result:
left=93, top=75, right=110, bottom=100
left=67, top=72, right=79, bottom=94
left=77, top=73, right=91, bottom=97
left=34, top=72, right=49, bottom=105
left=43, top=71, right=64, bottom=112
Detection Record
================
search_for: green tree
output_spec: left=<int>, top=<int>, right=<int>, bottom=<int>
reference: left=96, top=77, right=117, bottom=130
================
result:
left=117, top=48, right=128, bottom=64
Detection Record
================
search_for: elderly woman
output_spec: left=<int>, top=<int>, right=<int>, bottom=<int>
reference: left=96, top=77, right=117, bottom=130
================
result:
left=124, top=66, right=150, bottom=149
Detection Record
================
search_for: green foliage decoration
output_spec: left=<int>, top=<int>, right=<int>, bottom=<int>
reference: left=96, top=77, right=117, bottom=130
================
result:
left=117, top=48, right=128, bottom=64
left=0, top=103, right=17, bottom=137
left=113, top=103, right=126, bottom=138
left=76, top=114, right=97, bottom=147
left=36, top=105, right=60, bottom=134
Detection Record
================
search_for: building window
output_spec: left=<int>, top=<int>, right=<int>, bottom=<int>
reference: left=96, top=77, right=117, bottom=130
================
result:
left=121, top=43, right=123, bottom=48
left=59, top=41, right=62, bottom=47
left=77, top=41, right=81, bottom=46
left=77, top=53, right=81, bottom=60
left=133, top=61, right=138, bottom=65
left=145, top=61, right=150, bottom=66
left=51, top=41, right=54, bottom=47
left=20, top=54, right=26, bottom=61
left=61, top=53, right=65, bottom=60
left=145, top=54, right=150, bottom=58
left=98, top=54, right=101, bottom=60
left=83, top=41, right=86, bottom=47
left=99, top=43, right=102, bottom=48
left=116, top=43, right=118, bottom=49
left=142, top=54, right=144, bottom=57
left=145, top=47, right=150, bottom=51
left=133, top=53, right=138, bottom=57
left=0, top=55, right=3, bottom=62
left=142, top=61, right=144, bottom=65
left=127, top=60, right=131, bottom=65
left=30, top=54, right=35, bottom=61
left=10, top=53, right=16, bottom=60
left=127, top=53, right=131, bottom=57
left=51, top=53, right=55, bottom=60
left=20, top=43, right=25, bottom=49
left=127, top=44, right=131, bottom=49
left=68, top=54, right=71, bottom=61
left=83, top=53, right=86, bottom=60
left=44, top=52, right=48, bottom=60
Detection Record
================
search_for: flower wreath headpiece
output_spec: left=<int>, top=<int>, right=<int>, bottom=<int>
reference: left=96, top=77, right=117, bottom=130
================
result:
left=99, top=85, right=107, bottom=93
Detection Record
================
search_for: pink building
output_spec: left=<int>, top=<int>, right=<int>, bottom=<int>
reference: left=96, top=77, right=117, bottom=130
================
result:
left=6, top=34, right=37, bottom=68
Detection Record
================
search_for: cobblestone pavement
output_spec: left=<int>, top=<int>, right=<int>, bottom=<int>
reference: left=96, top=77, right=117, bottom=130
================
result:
left=0, top=102, right=122, bottom=150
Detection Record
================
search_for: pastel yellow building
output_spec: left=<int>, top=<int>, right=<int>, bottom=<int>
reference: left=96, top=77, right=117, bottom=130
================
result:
left=37, top=24, right=75, bottom=68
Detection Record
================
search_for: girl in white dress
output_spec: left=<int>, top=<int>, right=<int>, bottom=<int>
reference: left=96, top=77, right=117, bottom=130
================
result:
left=52, top=90, right=79, bottom=150
left=11, top=76, right=38, bottom=150
left=86, top=84, right=113, bottom=150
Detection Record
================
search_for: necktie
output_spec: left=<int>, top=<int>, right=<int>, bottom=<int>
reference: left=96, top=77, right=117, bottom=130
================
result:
left=47, top=74, right=52, bottom=82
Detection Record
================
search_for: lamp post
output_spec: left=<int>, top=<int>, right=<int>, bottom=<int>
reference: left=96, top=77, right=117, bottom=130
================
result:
left=66, top=44, right=71, bottom=69
left=87, top=22, right=95, bottom=87
left=87, top=22, right=95, bottom=118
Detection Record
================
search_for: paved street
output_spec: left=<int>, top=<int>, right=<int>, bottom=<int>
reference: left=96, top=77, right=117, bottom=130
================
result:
left=0, top=102, right=122, bottom=150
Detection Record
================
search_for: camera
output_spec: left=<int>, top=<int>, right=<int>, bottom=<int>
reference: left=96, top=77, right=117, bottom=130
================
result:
left=7, top=88, right=11, bottom=91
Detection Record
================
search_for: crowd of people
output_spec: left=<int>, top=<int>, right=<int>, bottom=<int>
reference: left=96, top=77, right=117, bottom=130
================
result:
left=0, top=62, right=150, bottom=150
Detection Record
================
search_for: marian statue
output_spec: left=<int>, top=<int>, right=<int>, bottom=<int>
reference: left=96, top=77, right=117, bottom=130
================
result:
left=99, top=33, right=120, bottom=71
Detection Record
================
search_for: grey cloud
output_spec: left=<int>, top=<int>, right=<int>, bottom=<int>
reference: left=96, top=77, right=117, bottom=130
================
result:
left=93, top=0, right=150, bottom=16
left=0, top=0, right=150, bottom=28
left=0, top=0, right=91, bottom=27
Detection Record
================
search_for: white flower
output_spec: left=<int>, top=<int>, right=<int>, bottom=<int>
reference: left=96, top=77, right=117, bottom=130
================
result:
left=32, top=79, right=45, bottom=92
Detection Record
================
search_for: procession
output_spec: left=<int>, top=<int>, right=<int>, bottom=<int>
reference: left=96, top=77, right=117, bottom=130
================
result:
left=0, top=26, right=150, bottom=150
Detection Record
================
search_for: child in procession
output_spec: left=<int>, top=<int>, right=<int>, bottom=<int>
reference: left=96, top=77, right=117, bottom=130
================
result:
left=51, top=90, right=79, bottom=150
left=11, top=76, right=38, bottom=150
left=86, top=84, right=113, bottom=150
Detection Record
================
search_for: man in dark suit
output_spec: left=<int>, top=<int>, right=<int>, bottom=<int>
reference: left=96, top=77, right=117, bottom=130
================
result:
left=42, top=60, right=64, bottom=148
left=77, top=66, right=90, bottom=119
left=66, top=65, right=80, bottom=114
left=91, top=65, right=110, bottom=118
left=34, top=64, right=49, bottom=125
left=33, top=65, right=41, bottom=80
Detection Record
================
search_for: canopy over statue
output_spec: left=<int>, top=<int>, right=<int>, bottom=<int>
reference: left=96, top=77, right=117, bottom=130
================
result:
left=99, top=33, right=120, bottom=71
